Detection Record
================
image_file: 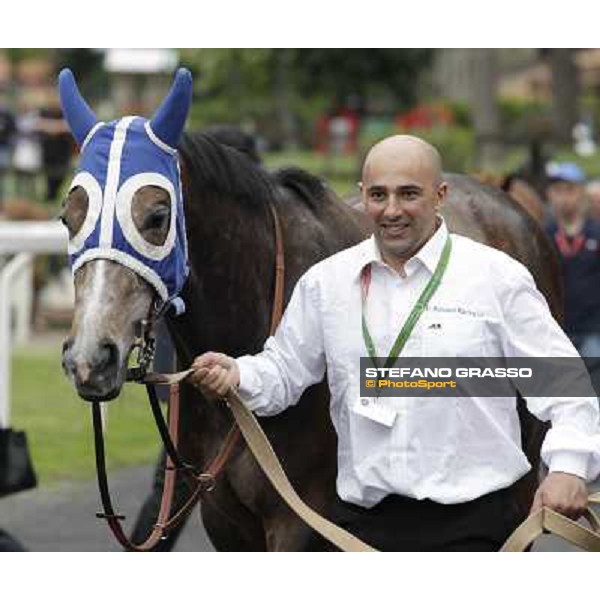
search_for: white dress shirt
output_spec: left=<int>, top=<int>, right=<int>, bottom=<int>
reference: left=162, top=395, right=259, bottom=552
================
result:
left=236, top=220, right=600, bottom=508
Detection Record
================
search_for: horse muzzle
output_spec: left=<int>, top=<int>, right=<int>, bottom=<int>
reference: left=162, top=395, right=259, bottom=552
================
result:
left=62, top=337, right=124, bottom=402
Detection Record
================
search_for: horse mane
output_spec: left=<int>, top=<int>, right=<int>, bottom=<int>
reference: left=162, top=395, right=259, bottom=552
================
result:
left=178, top=132, right=329, bottom=213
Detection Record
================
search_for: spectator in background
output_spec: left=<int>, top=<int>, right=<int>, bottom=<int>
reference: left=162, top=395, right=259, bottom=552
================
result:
left=586, top=179, right=600, bottom=223
left=545, top=162, right=600, bottom=370
left=0, top=98, right=16, bottom=206
left=12, top=98, right=41, bottom=200
left=37, top=91, right=73, bottom=203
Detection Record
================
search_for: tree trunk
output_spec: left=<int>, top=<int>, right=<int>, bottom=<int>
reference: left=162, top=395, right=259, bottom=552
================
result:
left=274, top=49, right=298, bottom=150
left=548, top=49, right=579, bottom=144
left=470, top=49, right=503, bottom=170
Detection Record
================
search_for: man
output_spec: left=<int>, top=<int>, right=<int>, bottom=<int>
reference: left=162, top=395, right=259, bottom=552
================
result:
left=546, top=163, right=600, bottom=358
left=191, top=136, right=600, bottom=551
left=36, top=91, right=73, bottom=203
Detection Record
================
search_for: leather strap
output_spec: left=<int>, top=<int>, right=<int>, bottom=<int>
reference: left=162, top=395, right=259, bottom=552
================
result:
left=92, top=202, right=287, bottom=551
left=147, top=369, right=376, bottom=552
left=501, top=493, right=600, bottom=552
left=268, top=203, right=286, bottom=333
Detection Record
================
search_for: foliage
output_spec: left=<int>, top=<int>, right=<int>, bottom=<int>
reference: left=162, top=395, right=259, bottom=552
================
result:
left=291, top=49, right=433, bottom=107
left=53, top=49, right=108, bottom=99
left=499, top=97, right=552, bottom=141
left=357, top=118, right=476, bottom=174
left=11, top=343, right=160, bottom=484
left=180, top=49, right=433, bottom=147
left=181, top=49, right=275, bottom=127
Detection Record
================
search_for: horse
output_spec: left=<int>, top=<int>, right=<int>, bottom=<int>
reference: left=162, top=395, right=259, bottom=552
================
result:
left=60, top=69, right=560, bottom=551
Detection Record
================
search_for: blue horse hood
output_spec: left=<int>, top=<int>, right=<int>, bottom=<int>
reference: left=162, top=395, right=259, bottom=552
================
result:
left=67, top=116, right=189, bottom=311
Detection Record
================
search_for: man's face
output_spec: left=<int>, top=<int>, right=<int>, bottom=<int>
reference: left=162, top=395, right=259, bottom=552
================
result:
left=361, top=156, right=446, bottom=262
left=547, top=180, right=584, bottom=220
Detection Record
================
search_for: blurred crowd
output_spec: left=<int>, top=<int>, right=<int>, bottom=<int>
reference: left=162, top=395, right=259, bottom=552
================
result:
left=0, top=91, right=72, bottom=209
left=490, top=162, right=600, bottom=364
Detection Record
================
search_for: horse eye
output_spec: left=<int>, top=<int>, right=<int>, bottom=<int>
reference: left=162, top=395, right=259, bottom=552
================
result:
left=142, top=206, right=170, bottom=231
left=62, top=187, right=89, bottom=240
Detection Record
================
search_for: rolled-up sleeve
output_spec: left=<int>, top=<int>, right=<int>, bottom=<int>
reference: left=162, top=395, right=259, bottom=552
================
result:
left=235, top=270, right=326, bottom=417
left=501, top=261, right=600, bottom=481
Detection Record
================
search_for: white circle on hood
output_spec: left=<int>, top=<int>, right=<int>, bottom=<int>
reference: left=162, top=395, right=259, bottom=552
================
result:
left=67, top=171, right=103, bottom=255
left=115, top=172, right=177, bottom=262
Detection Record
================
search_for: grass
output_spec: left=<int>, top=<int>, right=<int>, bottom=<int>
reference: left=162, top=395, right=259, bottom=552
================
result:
left=264, top=150, right=359, bottom=198
left=10, top=341, right=161, bottom=486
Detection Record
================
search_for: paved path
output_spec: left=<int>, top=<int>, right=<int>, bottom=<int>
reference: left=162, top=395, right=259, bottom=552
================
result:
left=1, top=466, right=597, bottom=551
left=0, top=465, right=214, bottom=551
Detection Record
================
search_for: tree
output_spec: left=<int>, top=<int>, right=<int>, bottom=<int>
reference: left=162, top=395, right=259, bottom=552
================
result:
left=292, top=49, right=433, bottom=113
left=546, top=49, right=579, bottom=144
left=469, top=49, right=503, bottom=169
left=181, top=49, right=433, bottom=148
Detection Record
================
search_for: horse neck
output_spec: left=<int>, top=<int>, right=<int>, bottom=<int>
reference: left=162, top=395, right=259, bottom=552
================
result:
left=170, top=192, right=278, bottom=362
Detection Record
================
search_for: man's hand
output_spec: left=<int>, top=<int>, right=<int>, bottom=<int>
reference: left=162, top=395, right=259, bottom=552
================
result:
left=189, top=352, right=240, bottom=401
left=530, top=472, right=588, bottom=519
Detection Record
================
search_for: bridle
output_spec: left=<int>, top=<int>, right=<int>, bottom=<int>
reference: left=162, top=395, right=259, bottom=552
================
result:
left=90, top=202, right=285, bottom=551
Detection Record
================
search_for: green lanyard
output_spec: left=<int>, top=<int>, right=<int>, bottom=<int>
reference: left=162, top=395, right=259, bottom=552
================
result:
left=361, top=235, right=452, bottom=369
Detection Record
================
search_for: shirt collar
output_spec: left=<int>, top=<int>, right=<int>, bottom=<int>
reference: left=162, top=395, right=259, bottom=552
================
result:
left=354, top=217, right=449, bottom=280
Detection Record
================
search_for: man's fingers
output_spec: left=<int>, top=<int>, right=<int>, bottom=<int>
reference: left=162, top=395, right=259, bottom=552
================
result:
left=192, top=353, right=215, bottom=370
left=188, top=367, right=209, bottom=386
left=214, top=369, right=234, bottom=395
left=203, top=366, right=222, bottom=385
left=189, top=352, right=238, bottom=401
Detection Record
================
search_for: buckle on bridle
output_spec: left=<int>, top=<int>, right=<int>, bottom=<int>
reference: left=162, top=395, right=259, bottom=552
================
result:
left=197, top=473, right=216, bottom=493
left=126, top=307, right=160, bottom=382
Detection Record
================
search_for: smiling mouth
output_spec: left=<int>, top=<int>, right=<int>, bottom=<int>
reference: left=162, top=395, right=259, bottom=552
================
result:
left=381, top=222, right=410, bottom=237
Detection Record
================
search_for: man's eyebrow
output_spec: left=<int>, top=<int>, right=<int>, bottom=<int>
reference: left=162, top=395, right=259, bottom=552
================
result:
left=397, top=184, right=423, bottom=192
left=366, top=184, right=386, bottom=192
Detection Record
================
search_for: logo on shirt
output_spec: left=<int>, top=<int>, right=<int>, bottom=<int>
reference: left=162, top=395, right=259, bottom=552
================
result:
left=427, top=305, right=485, bottom=318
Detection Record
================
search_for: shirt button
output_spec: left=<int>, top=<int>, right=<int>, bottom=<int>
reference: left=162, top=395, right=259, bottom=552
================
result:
left=361, top=398, right=369, bottom=406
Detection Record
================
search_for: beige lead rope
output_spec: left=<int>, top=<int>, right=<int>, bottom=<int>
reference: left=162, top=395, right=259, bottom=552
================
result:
left=147, top=370, right=600, bottom=552
left=500, top=493, right=600, bottom=552
left=147, top=369, right=375, bottom=552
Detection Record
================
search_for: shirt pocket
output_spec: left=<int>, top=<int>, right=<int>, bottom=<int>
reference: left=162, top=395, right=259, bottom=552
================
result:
left=421, top=315, right=490, bottom=357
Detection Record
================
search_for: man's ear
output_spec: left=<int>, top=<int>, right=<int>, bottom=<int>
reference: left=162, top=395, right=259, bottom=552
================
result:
left=436, top=181, right=448, bottom=210
left=358, top=182, right=367, bottom=207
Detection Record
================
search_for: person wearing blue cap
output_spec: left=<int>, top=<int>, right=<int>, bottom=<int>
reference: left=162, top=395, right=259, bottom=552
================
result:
left=546, top=162, right=600, bottom=381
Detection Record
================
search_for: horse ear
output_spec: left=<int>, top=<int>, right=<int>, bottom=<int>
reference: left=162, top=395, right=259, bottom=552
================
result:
left=149, top=68, right=192, bottom=149
left=58, top=68, right=99, bottom=147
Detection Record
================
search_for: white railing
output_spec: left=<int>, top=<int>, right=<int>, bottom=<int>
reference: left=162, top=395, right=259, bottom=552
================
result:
left=0, top=221, right=67, bottom=428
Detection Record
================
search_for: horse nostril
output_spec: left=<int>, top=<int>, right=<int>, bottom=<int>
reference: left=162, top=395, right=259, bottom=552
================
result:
left=93, top=340, right=119, bottom=371
left=62, top=338, right=73, bottom=355
left=62, top=338, right=74, bottom=373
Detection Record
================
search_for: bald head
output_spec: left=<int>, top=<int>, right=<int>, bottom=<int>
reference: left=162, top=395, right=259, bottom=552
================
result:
left=360, top=135, right=447, bottom=271
left=362, top=135, right=443, bottom=185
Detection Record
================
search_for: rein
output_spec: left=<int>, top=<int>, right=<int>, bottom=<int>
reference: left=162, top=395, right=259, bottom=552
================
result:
left=91, top=203, right=285, bottom=551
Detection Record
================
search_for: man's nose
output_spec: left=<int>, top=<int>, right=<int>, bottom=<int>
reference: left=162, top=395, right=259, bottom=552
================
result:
left=383, top=195, right=404, bottom=218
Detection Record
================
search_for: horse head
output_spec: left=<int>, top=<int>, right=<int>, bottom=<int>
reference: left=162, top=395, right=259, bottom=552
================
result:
left=60, top=68, right=192, bottom=401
